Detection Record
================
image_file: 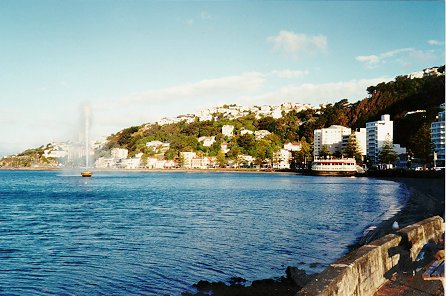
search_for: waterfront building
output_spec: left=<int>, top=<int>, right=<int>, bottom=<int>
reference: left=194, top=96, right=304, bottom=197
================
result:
left=180, top=152, right=196, bottom=168
left=94, top=157, right=115, bottom=168
left=273, top=149, right=292, bottom=169
left=341, top=128, right=367, bottom=158
left=238, top=154, right=254, bottom=167
left=314, top=125, right=351, bottom=158
left=191, top=157, right=215, bottom=169
left=146, top=158, right=177, bottom=169
left=366, top=115, right=393, bottom=164
left=121, top=156, right=141, bottom=169
left=431, top=104, right=445, bottom=167
left=355, top=128, right=367, bottom=156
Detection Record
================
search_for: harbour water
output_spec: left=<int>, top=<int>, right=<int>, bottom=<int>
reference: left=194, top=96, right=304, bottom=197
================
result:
left=0, top=170, right=408, bottom=295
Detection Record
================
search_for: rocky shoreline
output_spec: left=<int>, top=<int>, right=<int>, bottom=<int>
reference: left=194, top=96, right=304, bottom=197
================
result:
left=180, top=175, right=445, bottom=296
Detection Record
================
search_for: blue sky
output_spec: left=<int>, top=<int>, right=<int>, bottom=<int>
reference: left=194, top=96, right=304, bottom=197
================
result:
left=0, top=0, right=444, bottom=156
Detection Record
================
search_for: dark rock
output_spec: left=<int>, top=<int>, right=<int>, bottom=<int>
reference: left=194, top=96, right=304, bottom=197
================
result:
left=228, top=277, right=246, bottom=286
left=193, top=280, right=227, bottom=291
left=251, top=278, right=276, bottom=287
left=286, top=266, right=314, bottom=288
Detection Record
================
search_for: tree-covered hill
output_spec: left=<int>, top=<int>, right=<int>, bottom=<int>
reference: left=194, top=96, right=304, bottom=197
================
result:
left=103, top=73, right=444, bottom=162
left=348, top=74, right=445, bottom=147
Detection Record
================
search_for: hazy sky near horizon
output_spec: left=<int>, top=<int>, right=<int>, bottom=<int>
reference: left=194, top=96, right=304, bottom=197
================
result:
left=0, top=1, right=444, bottom=156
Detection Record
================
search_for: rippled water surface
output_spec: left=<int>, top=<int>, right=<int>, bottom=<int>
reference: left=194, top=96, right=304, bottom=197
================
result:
left=0, top=170, right=408, bottom=295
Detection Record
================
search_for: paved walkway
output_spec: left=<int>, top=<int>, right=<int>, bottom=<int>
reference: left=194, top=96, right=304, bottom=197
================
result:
left=375, top=265, right=444, bottom=296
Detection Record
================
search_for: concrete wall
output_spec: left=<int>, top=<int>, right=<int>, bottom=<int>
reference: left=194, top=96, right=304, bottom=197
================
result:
left=297, top=216, right=444, bottom=296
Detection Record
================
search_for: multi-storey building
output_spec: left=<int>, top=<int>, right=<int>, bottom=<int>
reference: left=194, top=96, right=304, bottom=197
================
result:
left=314, top=125, right=351, bottom=158
left=431, top=104, right=445, bottom=167
left=366, top=114, right=393, bottom=164
left=355, top=128, right=367, bottom=156
left=341, top=128, right=367, bottom=158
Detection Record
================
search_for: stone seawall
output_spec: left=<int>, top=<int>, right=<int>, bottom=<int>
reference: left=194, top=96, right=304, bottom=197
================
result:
left=296, top=216, right=444, bottom=296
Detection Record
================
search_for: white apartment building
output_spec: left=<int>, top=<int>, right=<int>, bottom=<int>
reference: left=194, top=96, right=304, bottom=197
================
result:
left=273, top=149, right=292, bottom=169
left=314, top=125, right=351, bottom=157
left=431, top=104, right=445, bottom=167
left=222, top=125, right=234, bottom=137
left=366, top=114, right=393, bottom=164
left=341, top=128, right=367, bottom=157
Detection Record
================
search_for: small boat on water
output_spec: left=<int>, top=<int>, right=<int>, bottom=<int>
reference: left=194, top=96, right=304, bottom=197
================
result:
left=310, top=158, right=364, bottom=176
left=81, top=171, right=93, bottom=177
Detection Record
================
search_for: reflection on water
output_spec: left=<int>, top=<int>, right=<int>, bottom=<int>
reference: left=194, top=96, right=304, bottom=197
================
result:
left=0, top=171, right=407, bottom=295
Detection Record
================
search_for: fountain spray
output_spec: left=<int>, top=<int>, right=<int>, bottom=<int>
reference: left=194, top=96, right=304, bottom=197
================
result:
left=83, top=104, right=91, bottom=168
left=81, top=103, right=93, bottom=177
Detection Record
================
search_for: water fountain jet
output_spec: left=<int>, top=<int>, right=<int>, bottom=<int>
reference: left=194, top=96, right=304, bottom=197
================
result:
left=81, top=103, right=93, bottom=177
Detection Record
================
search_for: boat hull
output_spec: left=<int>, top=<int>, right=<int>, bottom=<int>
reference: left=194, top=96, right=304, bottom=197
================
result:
left=310, top=158, right=364, bottom=176
left=310, top=170, right=357, bottom=176
left=81, top=171, right=93, bottom=177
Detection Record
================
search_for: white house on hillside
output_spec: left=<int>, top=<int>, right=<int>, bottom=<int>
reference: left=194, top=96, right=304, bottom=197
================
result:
left=222, top=125, right=234, bottom=137
left=198, top=136, right=216, bottom=147
left=283, top=142, right=301, bottom=151
left=254, top=130, right=271, bottom=140
left=111, top=148, right=128, bottom=160
left=240, top=128, right=254, bottom=135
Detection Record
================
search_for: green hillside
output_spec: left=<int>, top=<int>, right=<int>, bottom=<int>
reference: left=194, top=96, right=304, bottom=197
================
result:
left=104, top=74, right=444, bottom=162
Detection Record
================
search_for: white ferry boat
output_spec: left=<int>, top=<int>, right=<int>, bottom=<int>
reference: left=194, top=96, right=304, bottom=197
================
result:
left=311, top=158, right=364, bottom=176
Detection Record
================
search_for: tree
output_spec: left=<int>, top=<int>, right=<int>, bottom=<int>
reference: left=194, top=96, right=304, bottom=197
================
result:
left=140, top=154, right=148, bottom=168
left=257, top=116, right=277, bottom=133
left=319, top=145, right=331, bottom=159
left=237, top=134, right=256, bottom=155
left=378, top=136, right=398, bottom=165
left=410, top=123, right=434, bottom=170
left=294, top=137, right=312, bottom=168
left=177, top=154, right=185, bottom=168
left=227, top=143, right=242, bottom=167
left=343, top=133, right=362, bottom=162
left=216, top=150, right=227, bottom=168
